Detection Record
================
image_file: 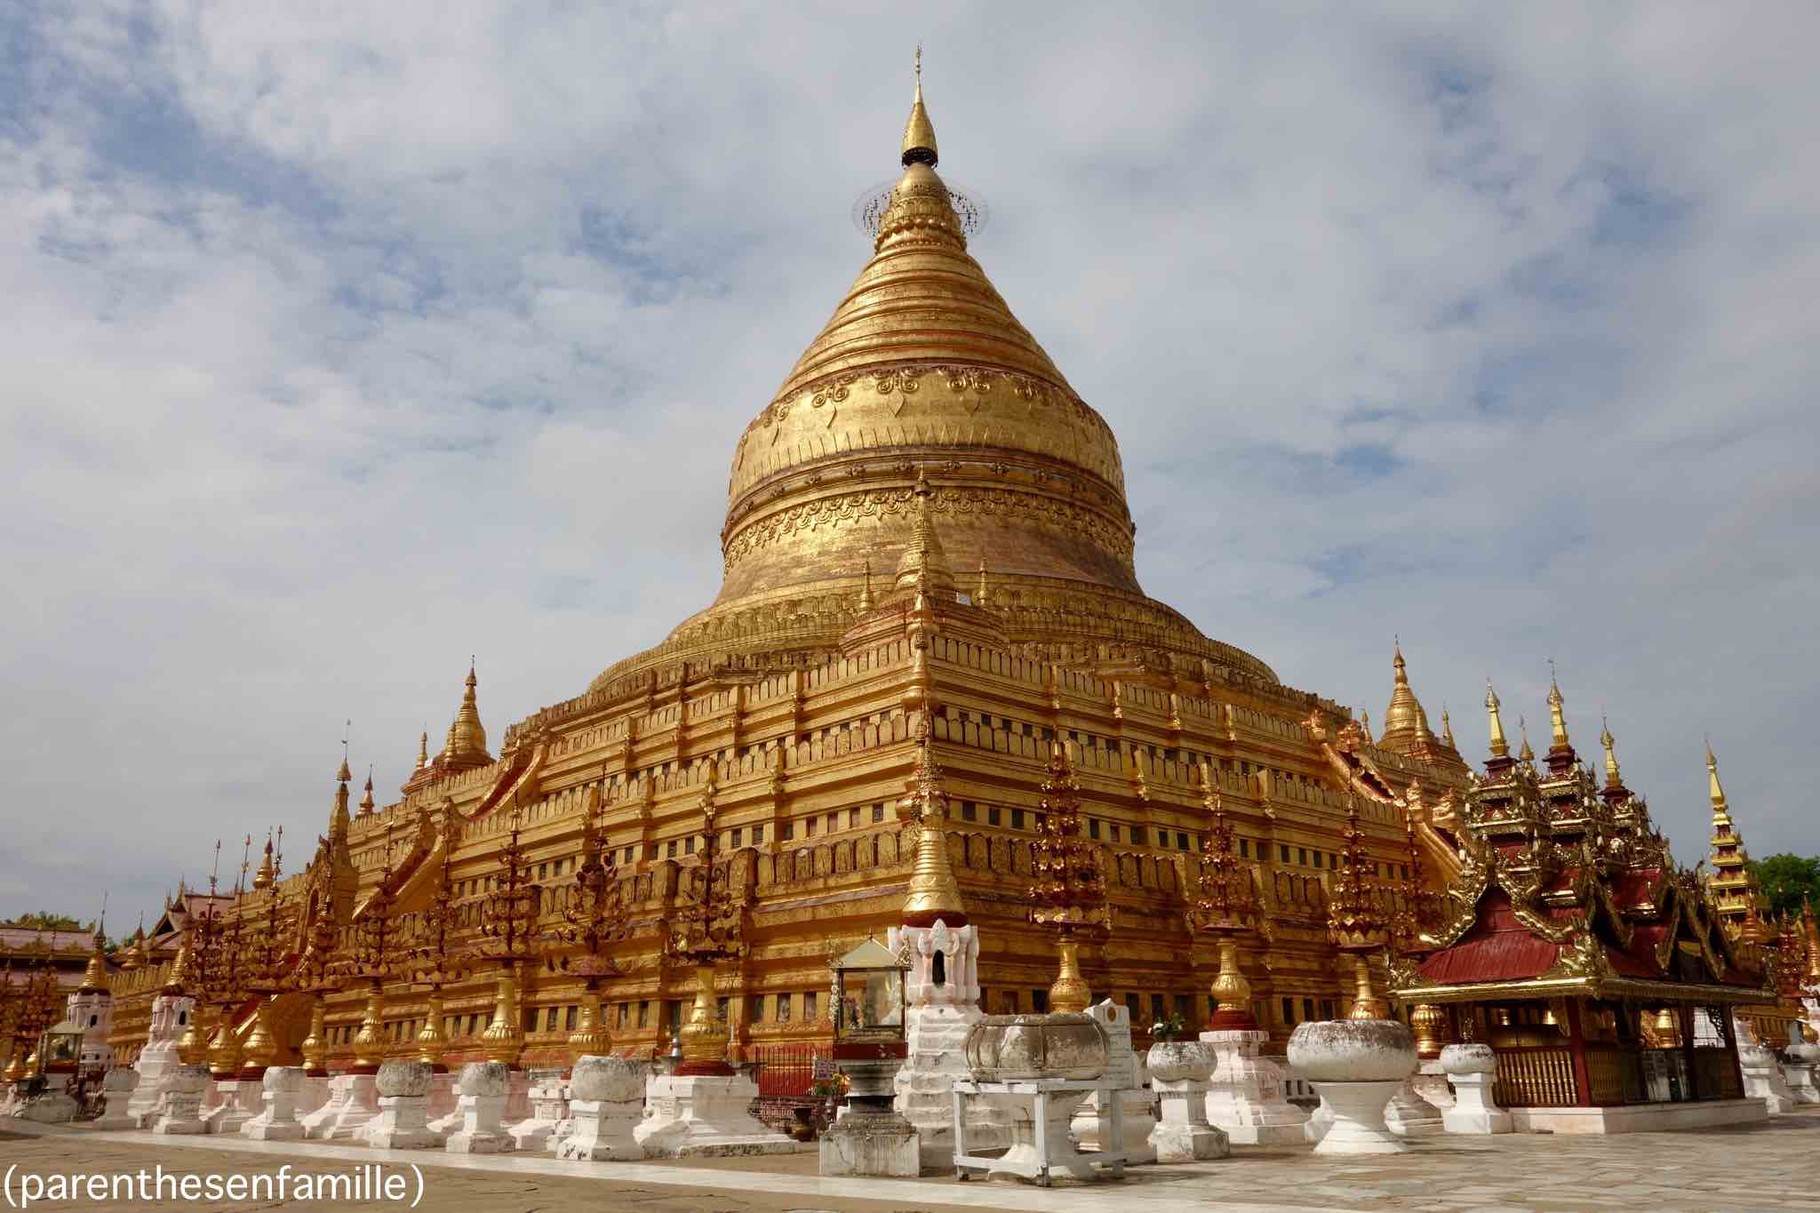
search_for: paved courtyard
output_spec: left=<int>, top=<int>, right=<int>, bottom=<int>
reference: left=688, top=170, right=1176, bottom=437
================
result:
left=3, top=1112, right=1818, bottom=1212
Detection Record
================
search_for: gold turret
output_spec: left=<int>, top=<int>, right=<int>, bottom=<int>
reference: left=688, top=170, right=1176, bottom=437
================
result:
left=416, top=730, right=429, bottom=771
left=77, top=932, right=109, bottom=995
left=1485, top=681, right=1509, bottom=759
left=901, top=45, right=938, bottom=167
left=893, top=471, right=958, bottom=602
left=329, top=754, right=351, bottom=844
left=1599, top=716, right=1623, bottom=789
left=1517, top=717, right=1535, bottom=765
left=162, top=937, right=193, bottom=996
left=1440, top=706, right=1456, bottom=749
left=440, top=661, right=492, bottom=769
left=1547, top=671, right=1570, bottom=750
left=856, top=557, right=874, bottom=613
left=357, top=770, right=376, bottom=818
left=899, top=721, right=966, bottom=926
left=1380, top=640, right=1435, bottom=755
left=1703, top=742, right=1761, bottom=934
left=252, top=833, right=275, bottom=891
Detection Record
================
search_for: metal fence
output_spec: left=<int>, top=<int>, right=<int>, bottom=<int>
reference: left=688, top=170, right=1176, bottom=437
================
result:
left=752, top=1043, right=829, bottom=1098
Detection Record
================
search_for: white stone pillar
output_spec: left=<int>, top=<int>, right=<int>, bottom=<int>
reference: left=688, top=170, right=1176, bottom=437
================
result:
left=446, top=1061, right=515, bottom=1154
left=508, top=1068, right=568, bottom=1151
left=1201, top=1027, right=1309, bottom=1145
left=150, top=1064, right=211, bottom=1135
left=888, top=919, right=1008, bottom=1168
left=1145, top=1040, right=1230, bottom=1162
left=557, top=1056, right=648, bottom=1162
left=94, top=1069, right=140, bottom=1130
left=1071, top=1000, right=1156, bottom=1163
left=301, top=1072, right=380, bottom=1140
left=1738, top=1041, right=1797, bottom=1114
left=242, top=1066, right=306, bottom=1141
left=128, top=994, right=194, bottom=1126
left=365, top=1060, right=440, bottom=1149
left=204, top=1079, right=260, bottom=1135
left=1438, top=1043, right=1511, bottom=1134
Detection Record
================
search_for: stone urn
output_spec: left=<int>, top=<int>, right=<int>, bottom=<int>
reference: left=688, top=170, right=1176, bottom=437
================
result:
left=1287, top=1019, right=1416, bottom=1154
left=458, top=1061, right=510, bottom=1098
left=1146, top=1039, right=1215, bottom=1084
left=1438, top=1043, right=1509, bottom=1134
left=569, top=1056, right=645, bottom=1104
left=376, top=1060, right=434, bottom=1099
left=963, top=1013, right=1109, bottom=1081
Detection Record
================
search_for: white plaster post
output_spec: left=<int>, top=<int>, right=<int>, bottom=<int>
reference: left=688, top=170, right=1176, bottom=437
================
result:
left=1438, top=1043, right=1511, bottom=1134
left=1201, top=1027, right=1309, bottom=1145
left=1145, top=1040, right=1230, bottom=1162
left=365, top=1060, right=440, bottom=1149
left=557, top=1056, right=648, bottom=1162
left=150, top=1064, right=211, bottom=1135
left=445, top=1061, right=515, bottom=1154
left=241, top=1066, right=306, bottom=1141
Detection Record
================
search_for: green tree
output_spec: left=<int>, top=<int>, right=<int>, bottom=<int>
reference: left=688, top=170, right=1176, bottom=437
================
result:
left=1747, top=854, right=1820, bottom=919
left=1, top=911, right=83, bottom=932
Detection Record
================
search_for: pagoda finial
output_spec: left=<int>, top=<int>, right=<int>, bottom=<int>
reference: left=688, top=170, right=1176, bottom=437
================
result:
left=1546, top=661, right=1571, bottom=750
left=898, top=718, right=965, bottom=925
left=416, top=729, right=429, bottom=771
left=253, top=830, right=275, bottom=891
left=440, top=658, right=492, bottom=769
left=330, top=751, right=351, bottom=844
left=358, top=767, right=377, bottom=818
left=337, top=722, right=352, bottom=784
left=1517, top=715, right=1535, bottom=764
left=893, top=469, right=957, bottom=601
left=857, top=556, right=874, bottom=613
left=1485, top=680, right=1510, bottom=759
left=1381, top=638, right=1434, bottom=753
left=1440, top=705, right=1456, bottom=748
left=1600, top=715, right=1623, bottom=789
left=1706, top=739, right=1727, bottom=812
left=975, top=557, right=989, bottom=608
left=902, top=44, right=937, bottom=167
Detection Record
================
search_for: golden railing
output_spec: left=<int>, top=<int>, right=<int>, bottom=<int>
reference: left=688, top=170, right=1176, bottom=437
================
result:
left=1493, top=1046, right=1579, bottom=1108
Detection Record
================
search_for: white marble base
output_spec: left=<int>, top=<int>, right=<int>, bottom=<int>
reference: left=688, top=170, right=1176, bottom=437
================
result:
left=1740, top=1049, right=1797, bottom=1115
left=819, top=1114, right=920, bottom=1177
left=12, top=1091, right=79, bottom=1123
left=1309, top=1080, right=1406, bottom=1155
left=1782, top=1061, right=1820, bottom=1105
left=242, top=1067, right=305, bottom=1141
left=151, top=1066, right=211, bottom=1135
left=94, top=1069, right=140, bottom=1130
left=301, top=1073, right=379, bottom=1141
left=1508, top=1098, right=1767, bottom=1134
left=204, top=1078, right=260, bottom=1135
left=635, top=1072, right=800, bottom=1158
left=1200, top=1029, right=1309, bottom=1145
left=1384, top=1077, right=1444, bottom=1138
left=1442, top=1070, right=1511, bottom=1135
left=365, top=1094, right=441, bottom=1149
left=508, top=1073, right=568, bottom=1151
left=557, top=1098, right=643, bottom=1161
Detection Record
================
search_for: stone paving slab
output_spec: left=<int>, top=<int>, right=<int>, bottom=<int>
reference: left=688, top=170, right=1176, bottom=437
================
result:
left=2, top=1110, right=1818, bottom=1212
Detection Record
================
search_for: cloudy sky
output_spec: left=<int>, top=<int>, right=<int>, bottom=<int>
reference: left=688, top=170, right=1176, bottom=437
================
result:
left=2, top=2, right=1815, bottom=924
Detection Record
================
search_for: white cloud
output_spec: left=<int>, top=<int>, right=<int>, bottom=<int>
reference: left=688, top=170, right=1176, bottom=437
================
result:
left=0, top=1, right=1815, bottom=917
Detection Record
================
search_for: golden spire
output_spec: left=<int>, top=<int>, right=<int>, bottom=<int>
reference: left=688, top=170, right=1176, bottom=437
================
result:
left=1600, top=716, right=1622, bottom=789
left=1380, top=639, right=1434, bottom=754
left=1440, top=706, right=1456, bottom=749
left=252, top=832, right=275, bottom=891
left=163, top=936, right=193, bottom=995
left=1546, top=664, right=1571, bottom=750
left=78, top=935, right=110, bottom=995
left=975, top=557, right=989, bottom=608
left=440, top=660, right=492, bottom=769
left=1485, top=681, right=1509, bottom=759
left=330, top=749, right=351, bottom=843
left=1706, top=741, right=1728, bottom=814
left=416, top=730, right=429, bottom=771
left=856, top=556, right=874, bottom=613
left=898, top=720, right=966, bottom=925
left=893, top=470, right=957, bottom=601
left=1517, top=716, right=1535, bottom=764
left=901, top=44, right=938, bottom=167
left=358, top=769, right=376, bottom=817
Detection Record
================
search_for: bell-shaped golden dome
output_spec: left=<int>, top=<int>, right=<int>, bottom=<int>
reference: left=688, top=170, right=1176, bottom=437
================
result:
left=1379, top=642, right=1435, bottom=755
left=587, top=68, right=1273, bottom=692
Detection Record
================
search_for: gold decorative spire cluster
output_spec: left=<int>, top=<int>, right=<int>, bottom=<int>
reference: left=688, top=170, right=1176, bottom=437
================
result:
left=440, top=661, right=492, bottom=769
left=1485, top=681, right=1510, bottom=759
left=899, top=720, right=966, bottom=926
left=1328, top=797, right=1391, bottom=1019
left=1188, top=764, right=1256, bottom=933
left=1028, top=741, right=1106, bottom=1013
left=1379, top=640, right=1436, bottom=756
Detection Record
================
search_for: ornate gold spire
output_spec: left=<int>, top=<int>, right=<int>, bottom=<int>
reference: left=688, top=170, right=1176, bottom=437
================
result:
left=252, top=832, right=275, bottom=891
left=1600, top=716, right=1622, bottom=789
left=329, top=753, right=351, bottom=844
left=856, top=556, right=874, bottom=613
left=1703, top=741, right=1760, bottom=935
left=357, top=770, right=376, bottom=817
left=1440, top=706, right=1456, bottom=749
left=901, top=45, right=938, bottom=167
left=162, top=936, right=193, bottom=996
left=893, top=470, right=958, bottom=602
left=1707, top=741, right=1727, bottom=813
left=1546, top=666, right=1571, bottom=750
left=440, top=661, right=492, bottom=770
left=1517, top=716, right=1535, bottom=764
left=975, top=557, right=990, bottom=608
left=416, top=730, right=429, bottom=771
left=1380, top=640, right=1435, bottom=755
left=77, top=934, right=109, bottom=995
left=898, top=720, right=965, bottom=926
left=1485, top=681, right=1509, bottom=759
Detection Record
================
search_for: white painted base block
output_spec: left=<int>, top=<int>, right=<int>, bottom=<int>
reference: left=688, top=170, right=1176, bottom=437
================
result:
left=818, top=1116, right=920, bottom=1177
left=1384, top=1078, right=1444, bottom=1138
left=302, top=1074, right=380, bottom=1141
left=1441, top=1070, right=1510, bottom=1135
left=1149, top=1120, right=1230, bottom=1162
left=12, top=1092, right=79, bottom=1124
left=1508, top=1099, right=1768, bottom=1135
left=556, top=1099, right=643, bottom=1162
left=203, top=1079, right=260, bottom=1135
left=1783, top=1063, right=1820, bottom=1105
left=241, top=1067, right=306, bottom=1141
left=445, top=1094, right=515, bottom=1154
left=365, top=1094, right=441, bottom=1149
left=150, top=1066, right=211, bottom=1135
left=1200, top=1029, right=1309, bottom=1146
left=1309, top=1080, right=1406, bottom=1155
left=635, top=1073, right=802, bottom=1158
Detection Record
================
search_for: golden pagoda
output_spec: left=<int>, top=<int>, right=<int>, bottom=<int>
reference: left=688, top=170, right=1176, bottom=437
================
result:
left=1701, top=744, right=1764, bottom=935
left=109, top=65, right=1562, bottom=1072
